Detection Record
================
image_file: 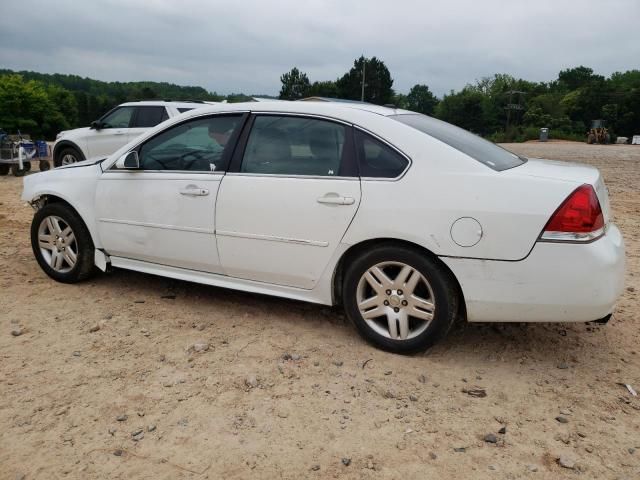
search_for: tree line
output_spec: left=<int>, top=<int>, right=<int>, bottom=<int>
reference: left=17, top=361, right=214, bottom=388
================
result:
left=0, top=69, right=259, bottom=139
left=1, top=60, right=639, bottom=142
left=280, top=58, right=640, bottom=142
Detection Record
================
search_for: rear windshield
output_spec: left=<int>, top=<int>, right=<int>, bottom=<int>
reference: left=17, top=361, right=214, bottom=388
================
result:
left=389, top=113, right=526, bottom=171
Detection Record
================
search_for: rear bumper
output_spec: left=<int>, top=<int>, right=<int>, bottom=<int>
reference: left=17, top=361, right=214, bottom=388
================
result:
left=442, top=224, right=625, bottom=322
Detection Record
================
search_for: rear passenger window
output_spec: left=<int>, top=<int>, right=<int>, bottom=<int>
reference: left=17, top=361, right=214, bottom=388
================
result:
left=178, top=108, right=194, bottom=113
left=241, top=116, right=348, bottom=177
left=132, top=106, right=168, bottom=128
left=356, top=130, right=409, bottom=178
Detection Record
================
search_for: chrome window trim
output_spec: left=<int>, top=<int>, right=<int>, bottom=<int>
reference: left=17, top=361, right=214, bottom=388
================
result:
left=103, top=169, right=225, bottom=176
left=249, top=111, right=353, bottom=127
left=225, top=172, right=357, bottom=181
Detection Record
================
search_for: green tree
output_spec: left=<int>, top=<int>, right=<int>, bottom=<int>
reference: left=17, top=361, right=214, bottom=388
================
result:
left=336, top=56, right=393, bottom=105
left=279, top=67, right=311, bottom=100
left=0, top=74, right=59, bottom=137
left=558, top=66, right=601, bottom=91
left=435, top=88, right=485, bottom=134
left=405, top=84, right=438, bottom=115
left=308, top=80, right=339, bottom=98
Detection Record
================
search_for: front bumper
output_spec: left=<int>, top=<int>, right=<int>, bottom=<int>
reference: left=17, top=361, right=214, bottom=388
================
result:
left=442, top=224, right=625, bottom=322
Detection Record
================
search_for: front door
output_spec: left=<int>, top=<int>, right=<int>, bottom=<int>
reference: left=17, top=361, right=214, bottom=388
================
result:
left=215, top=114, right=361, bottom=289
left=95, top=113, right=246, bottom=272
left=88, top=106, right=136, bottom=158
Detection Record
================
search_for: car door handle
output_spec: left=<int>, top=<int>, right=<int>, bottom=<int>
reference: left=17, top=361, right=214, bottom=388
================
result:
left=317, top=194, right=355, bottom=205
left=179, top=185, right=209, bottom=196
left=113, top=131, right=126, bottom=135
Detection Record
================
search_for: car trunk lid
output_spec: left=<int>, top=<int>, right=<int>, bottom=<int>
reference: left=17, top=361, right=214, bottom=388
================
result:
left=505, top=157, right=611, bottom=224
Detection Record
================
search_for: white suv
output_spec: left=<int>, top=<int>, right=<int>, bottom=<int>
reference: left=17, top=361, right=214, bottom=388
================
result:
left=53, top=100, right=215, bottom=167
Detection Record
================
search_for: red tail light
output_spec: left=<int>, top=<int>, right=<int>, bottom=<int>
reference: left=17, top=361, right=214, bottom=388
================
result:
left=541, top=184, right=605, bottom=241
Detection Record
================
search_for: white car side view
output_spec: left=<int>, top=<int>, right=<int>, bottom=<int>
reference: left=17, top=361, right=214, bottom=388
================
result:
left=23, top=101, right=625, bottom=353
left=52, top=100, right=217, bottom=167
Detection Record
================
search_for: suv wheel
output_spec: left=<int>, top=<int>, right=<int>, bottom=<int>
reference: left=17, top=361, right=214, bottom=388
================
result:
left=30, top=203, right=95, bottom=283
left=342, top=244, right=459, bottom=353
left=55, top=147, right=82, bottom=167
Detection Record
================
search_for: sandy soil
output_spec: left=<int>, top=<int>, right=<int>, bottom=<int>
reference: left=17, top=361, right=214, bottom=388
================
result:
left=1, top=143, right=639, bottom=480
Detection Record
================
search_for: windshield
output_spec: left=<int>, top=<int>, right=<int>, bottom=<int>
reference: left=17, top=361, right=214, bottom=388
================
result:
left=389, top=113, right=526, bottom=171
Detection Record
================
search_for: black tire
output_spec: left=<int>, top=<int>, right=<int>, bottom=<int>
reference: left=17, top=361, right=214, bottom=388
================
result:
left=39, top=160, right=51, bottom=171
left=30, top=203, right=95, bottom=283
left=11, top=163, right=28, bottom=177
left=342, top=244, right=459, bottom=353
left=54, top=147, right=82, bottom=168
left=0, top=164, right=9, bottom=176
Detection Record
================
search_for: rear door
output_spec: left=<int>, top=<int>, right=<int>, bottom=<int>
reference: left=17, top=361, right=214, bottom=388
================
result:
left=126, top=106, right=170, bottom=143
left=215, top=114, right=361, bottom=289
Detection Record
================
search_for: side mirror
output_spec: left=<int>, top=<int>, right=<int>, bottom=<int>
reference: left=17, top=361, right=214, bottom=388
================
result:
left=90, top=121, right=102, bottom=130
left=115, top=151, right=140, bottom=169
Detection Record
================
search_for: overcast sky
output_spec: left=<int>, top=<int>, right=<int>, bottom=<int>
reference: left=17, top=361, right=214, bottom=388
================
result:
left=0, top=0, right=638, bottom=96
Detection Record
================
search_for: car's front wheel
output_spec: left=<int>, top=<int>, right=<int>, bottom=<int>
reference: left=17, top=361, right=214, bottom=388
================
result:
left=342, top=244, right=459, bottom=353
left=30, top=203, right=95, bottom=283
left=55, top=147, right=82, bottom=167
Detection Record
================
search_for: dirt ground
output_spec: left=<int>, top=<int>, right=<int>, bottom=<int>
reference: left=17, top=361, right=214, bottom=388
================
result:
left=1, top=143, right=639, bottom=480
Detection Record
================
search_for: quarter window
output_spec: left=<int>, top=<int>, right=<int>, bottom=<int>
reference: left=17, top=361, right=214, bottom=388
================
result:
left=356, top=130, right=409, bottom=178
left=100, top=107, right=135, bottom=129
left=136, top=115, right=243, bottom=172
left=132, top=106, right=169, bottom=128
left=241, top=116, right=347, bottom=176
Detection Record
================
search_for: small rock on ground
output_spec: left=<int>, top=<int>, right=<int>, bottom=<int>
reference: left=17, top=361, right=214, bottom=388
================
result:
left=10, top=328, right=24, bottom=337
left=484, top=433, right=498, bottom=444
left=557, top=456, right=576, bottom=469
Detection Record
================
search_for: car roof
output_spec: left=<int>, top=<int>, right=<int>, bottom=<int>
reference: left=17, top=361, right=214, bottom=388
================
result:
left=119, top=100, right=220, bottom=108
left=176, top=100, right=413, bottom=120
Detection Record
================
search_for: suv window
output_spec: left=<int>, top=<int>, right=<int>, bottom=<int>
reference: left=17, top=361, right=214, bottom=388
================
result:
left=178, top=107, right=194, bottom=113
left=355, top=130, right=409, bottom=178
left=137, top=115, right=243, bottom=172
left=100, top=107, right=135, bottom=128
left=131, top=106, right=168, bottom=128
left=241, top=115, right=347, bottom=176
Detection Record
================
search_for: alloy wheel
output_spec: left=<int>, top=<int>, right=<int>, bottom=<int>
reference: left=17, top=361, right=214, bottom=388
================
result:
left=356, top=261, right=435, bottom=340
left=37, top=215, right=78, bottom=273
left=61, top=154, right=77, bottom=165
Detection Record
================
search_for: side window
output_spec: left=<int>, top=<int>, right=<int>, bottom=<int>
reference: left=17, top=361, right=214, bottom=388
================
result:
left=178, top=108, right=194, bottom=113
left=241, top=116, right=347, bottom=176
left=100, top=107, right=135, bottom=129
left=132, top=106, right=168, bottom=128
left=356, top=130, right=409, bottom=178
left=136, top=115, right=243, bottom=172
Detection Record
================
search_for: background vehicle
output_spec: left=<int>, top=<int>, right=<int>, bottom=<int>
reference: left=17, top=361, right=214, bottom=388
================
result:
left=52, top=100, right=216, bottom=167
left=23, top=102, right=625, bottom=353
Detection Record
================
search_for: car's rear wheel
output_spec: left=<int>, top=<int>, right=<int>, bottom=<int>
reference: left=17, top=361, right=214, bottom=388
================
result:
left=55, top=147, right=82, bottom=167
left=342, top=244, right=459, bottom=353
left=30, top=203, right=95, bottom=283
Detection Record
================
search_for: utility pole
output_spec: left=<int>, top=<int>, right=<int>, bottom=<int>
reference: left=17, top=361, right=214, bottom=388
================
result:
left=361, top=60, right=366, bottom=102
left=505, top=90, right=525, bottom=130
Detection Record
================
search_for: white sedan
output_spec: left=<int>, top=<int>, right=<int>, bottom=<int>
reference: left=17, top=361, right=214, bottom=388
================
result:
left=22, top=101, right=625, bottom=353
